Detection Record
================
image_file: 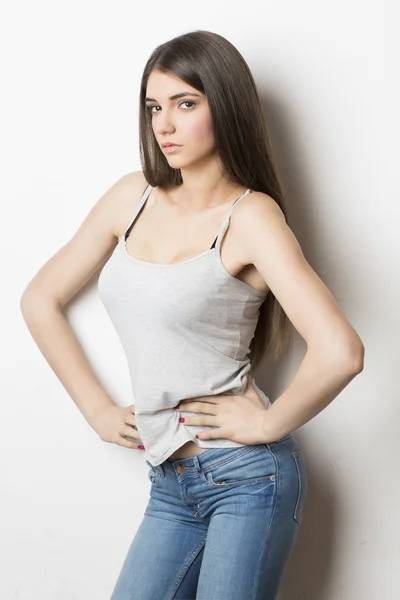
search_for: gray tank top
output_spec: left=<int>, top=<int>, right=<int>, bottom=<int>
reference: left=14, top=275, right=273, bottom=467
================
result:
left=98, top=184, right=271, bottom=466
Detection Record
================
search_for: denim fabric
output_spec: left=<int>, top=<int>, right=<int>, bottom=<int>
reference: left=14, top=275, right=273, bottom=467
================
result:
left=110, top=433, right=307, bottom=600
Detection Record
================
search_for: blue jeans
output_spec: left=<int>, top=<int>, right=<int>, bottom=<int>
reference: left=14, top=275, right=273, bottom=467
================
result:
left=110, top=433, right=307, bottom=600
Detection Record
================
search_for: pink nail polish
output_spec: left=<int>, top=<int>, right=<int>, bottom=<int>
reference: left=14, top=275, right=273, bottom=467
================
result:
left=138, top=445, right=145, bottom=450
left=175, top=404, right=181, bottom=409
left=179, top=417, right=185, bottom=423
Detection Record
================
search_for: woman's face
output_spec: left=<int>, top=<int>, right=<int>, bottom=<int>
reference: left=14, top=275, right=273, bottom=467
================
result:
left=145, top=70, right=216, bottom=167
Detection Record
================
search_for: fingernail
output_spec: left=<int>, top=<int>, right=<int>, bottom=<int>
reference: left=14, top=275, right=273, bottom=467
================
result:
left=179, top=417, right=185, bottom=423
left=138, top=445, right=145, bottom=450
left=175, top=404, right=181, bottom=409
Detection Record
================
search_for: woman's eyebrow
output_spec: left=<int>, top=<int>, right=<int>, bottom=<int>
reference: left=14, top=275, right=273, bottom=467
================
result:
left=145, top=92, right=202, bottom=102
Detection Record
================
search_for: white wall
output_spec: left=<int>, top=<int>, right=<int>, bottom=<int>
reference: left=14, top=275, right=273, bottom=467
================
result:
left=1, top=1, right=392, bottom=598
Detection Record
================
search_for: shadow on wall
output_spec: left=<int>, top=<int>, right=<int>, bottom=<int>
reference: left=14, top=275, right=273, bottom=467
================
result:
left=253, top=89, right=358, bottom=599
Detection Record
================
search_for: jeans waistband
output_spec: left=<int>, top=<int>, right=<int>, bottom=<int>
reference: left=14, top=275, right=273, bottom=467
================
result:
left=162, top=434, right=294, bottom=474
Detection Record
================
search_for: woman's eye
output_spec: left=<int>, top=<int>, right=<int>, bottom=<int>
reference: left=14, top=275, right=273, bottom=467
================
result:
left=145, top=100, right=196, bottom=113
left=179, top=101, right=196, bottom=109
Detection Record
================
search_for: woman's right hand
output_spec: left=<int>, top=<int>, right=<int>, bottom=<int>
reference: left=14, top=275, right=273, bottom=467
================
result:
left=91, top=404, right=145, bottom=450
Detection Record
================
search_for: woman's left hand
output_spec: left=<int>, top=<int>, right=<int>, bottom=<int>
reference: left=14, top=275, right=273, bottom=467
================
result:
left=176, top=378, right=277, bottom=445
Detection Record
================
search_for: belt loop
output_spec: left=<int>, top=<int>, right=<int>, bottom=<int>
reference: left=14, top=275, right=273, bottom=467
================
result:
left=193, top=455, right=202, bottom=472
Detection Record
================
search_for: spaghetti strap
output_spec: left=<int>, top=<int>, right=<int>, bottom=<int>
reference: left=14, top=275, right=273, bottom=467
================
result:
left=123, top=184, right=251, bottom=249
left=215, top=188, right=252, bottom=252
left=98, top=178, right=268, bottom=467
left=124, top=184, right=153, bottom=241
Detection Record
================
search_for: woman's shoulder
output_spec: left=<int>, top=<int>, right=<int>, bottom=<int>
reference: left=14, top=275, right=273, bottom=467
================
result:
left=113, top=170, right=151, bottom=236
left=117, top=170, right=150, bottom=199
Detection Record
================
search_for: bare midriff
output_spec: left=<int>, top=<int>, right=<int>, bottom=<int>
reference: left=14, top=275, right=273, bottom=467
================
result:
left=169, top=441, right=208, bottom=460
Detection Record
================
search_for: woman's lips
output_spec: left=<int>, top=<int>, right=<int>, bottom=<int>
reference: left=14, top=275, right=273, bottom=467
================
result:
left=162, top=144, right=182, bottom=154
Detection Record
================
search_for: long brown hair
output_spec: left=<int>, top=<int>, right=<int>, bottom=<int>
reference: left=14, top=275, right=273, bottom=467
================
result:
left=138, top=30, right=292, bottom=374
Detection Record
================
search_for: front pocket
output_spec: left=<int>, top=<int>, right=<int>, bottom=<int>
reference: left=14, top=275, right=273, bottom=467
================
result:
left=292, top=450, right=308, bottom=524
left=207, top=470, right=276, bottom=487
left=206, top=445, right=276, bottom=488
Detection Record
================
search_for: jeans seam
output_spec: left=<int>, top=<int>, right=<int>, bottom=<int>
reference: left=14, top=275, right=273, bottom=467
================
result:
left=168, top=534, right=207, bottom=600
left=251, top=443, right=279, bottom=600
left=292, top=452, right=304, bottom=524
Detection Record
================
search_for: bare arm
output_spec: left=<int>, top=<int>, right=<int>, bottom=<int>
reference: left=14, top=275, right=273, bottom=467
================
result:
left=233, top=192, right=365, bottom=439
left=20, top=170, right=148, bottom=448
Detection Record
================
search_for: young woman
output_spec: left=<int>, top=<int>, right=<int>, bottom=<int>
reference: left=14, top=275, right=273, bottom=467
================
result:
left=21, top=30, right=364, bottom=600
